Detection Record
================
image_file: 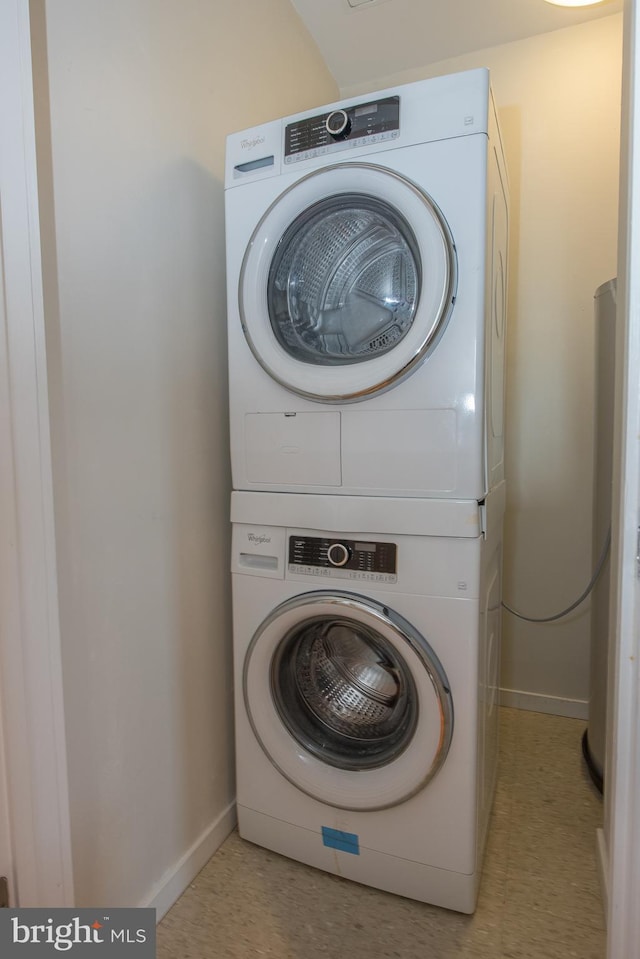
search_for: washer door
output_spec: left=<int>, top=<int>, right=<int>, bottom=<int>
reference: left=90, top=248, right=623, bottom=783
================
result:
left=239, top=163, right=457, bottom=403
left=243, top=591, right=453, bottom=811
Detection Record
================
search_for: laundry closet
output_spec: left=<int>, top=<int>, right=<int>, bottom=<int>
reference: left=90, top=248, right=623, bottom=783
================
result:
left=6, top=0, right=622, bottom=933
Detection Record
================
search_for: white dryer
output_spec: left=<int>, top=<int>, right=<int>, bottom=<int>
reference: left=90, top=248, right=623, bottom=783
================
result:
left=225, top=69, right=509, bottom=500
left=230, top=483, right=505, bottom=912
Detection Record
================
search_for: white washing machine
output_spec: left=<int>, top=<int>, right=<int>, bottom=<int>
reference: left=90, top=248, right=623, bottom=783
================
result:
left=225, top=68, right=509, bottom=500
left=230, top=483, right=505, bottom=912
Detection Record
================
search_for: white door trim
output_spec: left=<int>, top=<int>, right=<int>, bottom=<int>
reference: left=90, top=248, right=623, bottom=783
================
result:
left=606, top=1, right=640, bottom=956
left=0, top=0, right=74, bottom=906
left=238, top=162, right=455, bottom=403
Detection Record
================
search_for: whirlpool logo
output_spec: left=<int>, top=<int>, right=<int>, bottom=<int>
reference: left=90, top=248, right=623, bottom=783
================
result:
left=0, top=909, right=155, bottom=957
left=240, top=135, right=265, bottom=150
left=247, top=532, right=271, bottom=545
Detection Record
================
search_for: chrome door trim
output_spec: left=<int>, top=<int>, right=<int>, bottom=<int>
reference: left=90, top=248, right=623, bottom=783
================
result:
left=238, top=163, right=457, bottom=404
left=243, top=590, right=454, bottom=810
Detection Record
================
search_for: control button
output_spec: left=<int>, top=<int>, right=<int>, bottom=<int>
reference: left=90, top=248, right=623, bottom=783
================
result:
left=325, top=110, right=352, bottom=140
left=327, top=542, right=351, bottom=567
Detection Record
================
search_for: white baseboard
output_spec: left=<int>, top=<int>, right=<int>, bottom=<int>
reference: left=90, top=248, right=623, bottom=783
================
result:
left=143, top=800, right=237, bottom=921
left=500, top=687, right=589, bottom=720
left=596, top=827, right=608, bottom=926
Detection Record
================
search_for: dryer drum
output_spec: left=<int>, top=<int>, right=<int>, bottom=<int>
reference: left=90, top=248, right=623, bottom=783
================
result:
left=267, top=193, right=421, bottom=365
left=270, top=615, right=419, bottom=770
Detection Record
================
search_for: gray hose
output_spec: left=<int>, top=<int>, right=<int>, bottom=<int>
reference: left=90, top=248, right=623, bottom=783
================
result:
left=502, top=528, right=611, bottom=624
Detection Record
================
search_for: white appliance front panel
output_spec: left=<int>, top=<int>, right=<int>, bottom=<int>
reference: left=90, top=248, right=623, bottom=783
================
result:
left=232, top=572, right=481, bottom=873
left=230, top=518, right=486, bottom=598
left=341, top=408, right=457, bottom=493
left=225, top=69, right=491, bottom=188
left=230, top=489, right=504, bottom=910
left=237, top=806, right=478, bottom=913
left=226, top=69, right=508, bottom=502
left=230, top=488, right=486, bottom=539
left=227, top=133, right=491, bottom=499
left=245, top=412, right=341, bottom=487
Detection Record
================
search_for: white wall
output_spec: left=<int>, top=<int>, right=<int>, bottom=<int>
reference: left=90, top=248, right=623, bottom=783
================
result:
left=33, top=0, right=337, bottom=911
left=343, top=15, right=623, bottom=716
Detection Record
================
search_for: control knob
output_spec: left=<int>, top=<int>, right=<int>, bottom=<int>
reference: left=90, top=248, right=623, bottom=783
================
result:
left=327, top=542, right=351, bottom=568
left=325, top=109, right=352, bottom=141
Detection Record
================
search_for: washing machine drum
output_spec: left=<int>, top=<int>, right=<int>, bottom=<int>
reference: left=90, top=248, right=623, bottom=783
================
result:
left=243, top=592, right=453, bottom=811
left=239, top=163, right=457, bottom=403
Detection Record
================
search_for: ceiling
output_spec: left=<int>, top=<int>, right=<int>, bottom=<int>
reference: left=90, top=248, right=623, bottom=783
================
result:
left=291, top=0, right=623, bottom=90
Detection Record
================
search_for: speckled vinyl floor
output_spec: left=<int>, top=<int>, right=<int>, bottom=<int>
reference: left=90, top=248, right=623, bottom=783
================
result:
left=157, top=708, right=605, bottom=959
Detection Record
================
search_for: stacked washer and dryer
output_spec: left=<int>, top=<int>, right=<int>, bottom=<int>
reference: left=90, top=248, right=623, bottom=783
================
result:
left=224, top=68, right=509, bottom=914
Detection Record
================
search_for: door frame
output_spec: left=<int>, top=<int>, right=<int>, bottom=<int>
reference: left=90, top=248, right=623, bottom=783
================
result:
left=0, top=0, right=74, bottom=906
left=606, top=2, right=640, bottom=955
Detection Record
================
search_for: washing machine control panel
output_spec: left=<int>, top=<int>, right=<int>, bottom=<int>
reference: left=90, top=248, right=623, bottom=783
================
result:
left=284, top=96, right=400, bottom=164
left=288, top=536, right=397, bottom=583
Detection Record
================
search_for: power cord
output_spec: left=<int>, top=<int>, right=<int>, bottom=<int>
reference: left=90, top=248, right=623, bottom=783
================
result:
left=502, top=528, right=612, bottom=623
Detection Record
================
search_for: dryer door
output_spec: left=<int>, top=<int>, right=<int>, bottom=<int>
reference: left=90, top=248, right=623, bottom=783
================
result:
left=243, top=591, right=453, bottom=811
left=239, top=163, right=457, bottom=403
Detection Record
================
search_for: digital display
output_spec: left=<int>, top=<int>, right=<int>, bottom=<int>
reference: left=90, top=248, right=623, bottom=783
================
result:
left=355, top=542, right=376, bottom=552
left=355, top=104, right=377, bottom=117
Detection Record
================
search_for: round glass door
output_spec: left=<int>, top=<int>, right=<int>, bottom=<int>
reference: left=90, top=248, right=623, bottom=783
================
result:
left=271, top=612, right=418, bottom=770
left=239, top=163, right=457, bottom=403
left=243, top=591, right=454, bottom=811
left=267, top=194, right=420, bottom=365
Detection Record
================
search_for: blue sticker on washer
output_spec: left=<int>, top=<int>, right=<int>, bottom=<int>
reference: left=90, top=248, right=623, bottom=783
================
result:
left=321, top=826, right=360, bottom=855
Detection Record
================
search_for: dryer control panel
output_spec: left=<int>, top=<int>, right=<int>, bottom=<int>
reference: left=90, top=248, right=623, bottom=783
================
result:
left=288, top=536, right=397, bottom=583
left=284, top=96, right=400, bottom=164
